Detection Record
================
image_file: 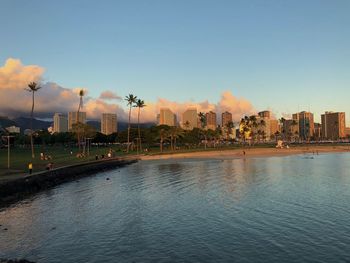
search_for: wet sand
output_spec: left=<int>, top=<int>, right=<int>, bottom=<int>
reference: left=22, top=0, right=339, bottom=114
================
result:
left=141, top=145, right=350, bottom=161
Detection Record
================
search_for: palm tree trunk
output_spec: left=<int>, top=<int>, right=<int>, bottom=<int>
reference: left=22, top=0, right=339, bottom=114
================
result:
left=30, top=91, right=35, bottom=158
left=77, top=103, right=81, bottom=154
left=137, top=107, right=142, bottom=153
left=127, top=106, right=131, bottom=153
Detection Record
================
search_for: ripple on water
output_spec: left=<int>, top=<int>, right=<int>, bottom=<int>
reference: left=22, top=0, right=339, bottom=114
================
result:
left=1, top=153, right=350, bottom=262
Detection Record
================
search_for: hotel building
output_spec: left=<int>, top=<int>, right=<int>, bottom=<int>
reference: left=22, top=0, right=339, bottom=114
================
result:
left=321, top=111, right=346, bottom=139
left=293, top=111, right=314, bottom=140
left=205, top=111, right=217, bottom=130
left=101, top=113, right=117, bottom=135
left=222, top=111, right=233, bottom=127
left=182, top=108, right=198, bottom=130
left=68, top=112, right=86, bottom=131
left=159, top=108, right=177, bottom=126
left=53, top=113, right=68, bottom=133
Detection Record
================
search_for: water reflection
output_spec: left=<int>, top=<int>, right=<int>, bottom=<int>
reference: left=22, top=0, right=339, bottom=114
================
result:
left=1, top=153, right=350, bottom=262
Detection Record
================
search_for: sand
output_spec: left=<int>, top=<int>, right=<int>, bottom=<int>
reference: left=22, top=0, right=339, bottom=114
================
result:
left=140, top=145, right=350, bottom=161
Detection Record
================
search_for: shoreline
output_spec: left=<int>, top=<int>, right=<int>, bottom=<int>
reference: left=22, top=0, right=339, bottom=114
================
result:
left=0, top=157, right=138, bottom=209
left=140, top=145, right=350, bottom=161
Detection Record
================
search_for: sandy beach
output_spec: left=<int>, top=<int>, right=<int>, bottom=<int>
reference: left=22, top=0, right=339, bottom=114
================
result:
left=140, top=145, right=350, bottom=161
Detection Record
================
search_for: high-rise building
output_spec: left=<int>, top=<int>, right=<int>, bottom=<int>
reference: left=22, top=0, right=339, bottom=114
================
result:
left=101, top=113, right=117, bottom=135
left=182, top=108, right=198, bottom=130
left=258, top=111, right=271, bottom=119
left=270, top=119, right=279, bottom=137
left=68, top=112, right=86, bottom=131
left=53, top=113, right=68, bottom=133
left=282, top=119, right=299, bottom=141
left=321, top=111, right=346, bottom=140
left=250, top=114, right=271, bottom=141
left=293, top=111, right=314, bottom=140
left=159, top=108, right=177, bottom=126
left=222, top=111, right=233, bottom=127
left=205, top=111, right=217, bottom=130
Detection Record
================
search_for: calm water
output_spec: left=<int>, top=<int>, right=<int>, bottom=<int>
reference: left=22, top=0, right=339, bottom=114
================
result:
left=1, top=153, right=350, bottom=262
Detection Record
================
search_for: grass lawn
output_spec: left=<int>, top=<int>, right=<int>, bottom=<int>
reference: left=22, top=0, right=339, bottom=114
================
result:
left=0, top=145, right=129, bottom=180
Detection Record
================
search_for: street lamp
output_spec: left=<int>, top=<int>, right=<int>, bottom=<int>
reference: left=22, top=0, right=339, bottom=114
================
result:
left=2, top=135, right=14, bottom=169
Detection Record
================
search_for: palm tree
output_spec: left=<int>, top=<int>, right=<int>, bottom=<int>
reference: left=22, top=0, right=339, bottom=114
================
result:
left=26, top=82, right=42, bottom=158
left=77, top=89, right=84, bottom=153
left=226, top=121, right=235, bottom=140
left=279, top=117, right=286, bottom=140
left=159, top=128, right=169, bottom=153
left=125, top=94, right=137, bottom=153
left=291, top=119, right=298, bottom=142
left=171, top=127, right=184, bottom=151
left=134, top=99, right=146, bottom=154
left=198, top=112, right=208, bottom=149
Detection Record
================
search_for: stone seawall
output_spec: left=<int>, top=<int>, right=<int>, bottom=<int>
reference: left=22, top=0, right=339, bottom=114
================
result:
left=0, top=158, right=138, bottom=208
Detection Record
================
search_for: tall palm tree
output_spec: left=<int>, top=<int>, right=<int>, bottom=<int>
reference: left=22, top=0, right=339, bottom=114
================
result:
left=198, top=112, right=208, bottom=149
left=125, top=94, right=137, bottom=153
left=26, top=82, right=42, bottom=158
left=75, top=89, right=85, bottom=154
left=134, top=99, right=146, bottom=154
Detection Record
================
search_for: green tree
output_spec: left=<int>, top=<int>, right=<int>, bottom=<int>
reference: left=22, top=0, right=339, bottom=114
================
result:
left=26, top=82, right=42, bottom=158
left=125, top=94, right=137, bottom=153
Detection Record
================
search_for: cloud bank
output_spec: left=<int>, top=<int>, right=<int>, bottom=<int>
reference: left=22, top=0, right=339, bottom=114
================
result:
left=0, top=58, right=256, bottom=123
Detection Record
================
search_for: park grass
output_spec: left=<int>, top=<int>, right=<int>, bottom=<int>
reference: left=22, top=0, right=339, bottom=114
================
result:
left=0, top=145, right=128, bottom=180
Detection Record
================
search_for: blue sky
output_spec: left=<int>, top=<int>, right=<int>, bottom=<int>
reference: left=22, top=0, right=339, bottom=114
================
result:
left=1, top=0, right=349, bottom=123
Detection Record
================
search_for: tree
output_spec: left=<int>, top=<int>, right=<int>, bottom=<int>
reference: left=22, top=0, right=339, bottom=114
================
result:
left=134, top=99, right=146, bottom=154
left=125, top=94, right=137, bottom=153
left=169, top=127, right=184, bottom=151
left=198, top=112, right=208, bottom=149
left=225, top=121, right=235, bottom=140
left=76, top=89, right=85, bottom=153
left=26, top=82, right=42, bottom=158
left=71, top=123, right=96, bottom=155
left=159, top=128, right=169, bottom=153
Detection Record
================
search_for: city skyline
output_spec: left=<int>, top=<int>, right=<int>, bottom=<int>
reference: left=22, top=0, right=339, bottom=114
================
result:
left=0, top=1, right=349, bottom=125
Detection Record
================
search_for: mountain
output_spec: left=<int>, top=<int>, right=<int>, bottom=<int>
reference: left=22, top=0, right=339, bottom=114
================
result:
left=0, top=116, right=17, bottom=128
left=87, top=121, right=101, bottom=132
left=13, top=117, right=52, bottom=131
left=86, top=121, right=156, bottom=132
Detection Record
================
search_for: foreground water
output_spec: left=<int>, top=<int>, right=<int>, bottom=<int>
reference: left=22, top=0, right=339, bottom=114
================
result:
left=1, top=153, right=350, bottom=262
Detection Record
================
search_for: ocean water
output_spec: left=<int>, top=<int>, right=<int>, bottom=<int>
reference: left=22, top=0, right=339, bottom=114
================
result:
left=1, top=153, right=350, bottom=262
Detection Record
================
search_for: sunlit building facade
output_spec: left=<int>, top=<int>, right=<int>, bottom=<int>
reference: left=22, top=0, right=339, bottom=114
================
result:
left=205, top=111, right=216, bottom=130
left=159, top=108, right=177, bottom=126
left=293, top=111, right=314, bottom=140
left=182, top=108, right=198, bottom=130
left=101, top=113, right=117, bottom=135
left=222, top=111, right=233, bottom=128
left=53, top=113, right=68, bottom=133
left=68, top=112, right=86, bottom=131
left=321, top=111, right=346, bottom=140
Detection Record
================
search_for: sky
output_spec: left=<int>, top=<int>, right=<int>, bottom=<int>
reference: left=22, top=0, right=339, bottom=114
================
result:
left=0, top=0, right=349, bottom=124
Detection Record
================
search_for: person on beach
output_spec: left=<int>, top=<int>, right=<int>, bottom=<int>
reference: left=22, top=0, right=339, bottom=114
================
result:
left=28, top=162, right=33, bottom=175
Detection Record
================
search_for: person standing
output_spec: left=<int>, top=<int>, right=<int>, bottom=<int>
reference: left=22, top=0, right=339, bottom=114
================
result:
left=28, top=162, right=33, bottom=175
